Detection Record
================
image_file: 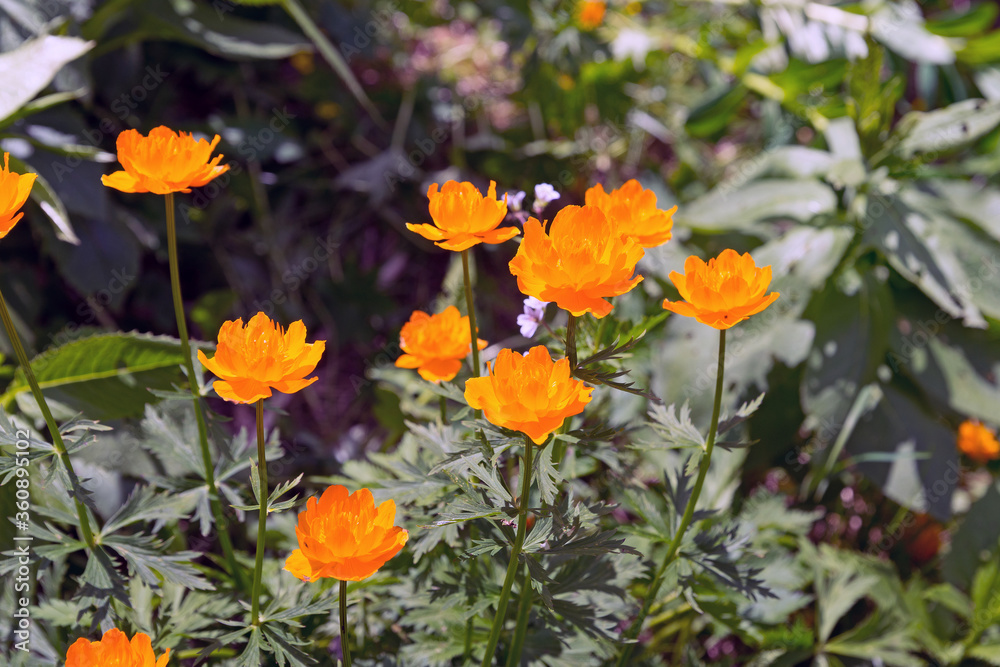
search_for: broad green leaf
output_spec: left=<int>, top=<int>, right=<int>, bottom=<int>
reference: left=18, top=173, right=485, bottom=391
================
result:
left=846, top=386, right=957, bottom=520
left=968, top=645, right=1000, bottom=666
left=6, top=153, right=79, bottom=245
left=943, top=482, right=1000, bottom=588
left=1, top=332, right=193, bottom=421
left=138, top=0, right=312, bottom=60
left=677, top=180, right=836, bottom=234
left=0, top=34, right=93, bottom=123
left=862, top=192, right=983, bottom=326
left=894, top=99, right=1000, bottom=158
left=871, top=1, right=956, bottom=65
left=927, top=2, right=999, bottom=38
left=801, top=271, right=892, bottom=442
left=958, top=30, right=1000, bottom=65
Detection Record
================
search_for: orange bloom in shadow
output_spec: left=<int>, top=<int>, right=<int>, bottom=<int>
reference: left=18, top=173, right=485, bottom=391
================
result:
left=101, top=126, right=229, bottom=194
left=198, top=312, right=326, bottom=404
left=662, top=249, right=779, bottom=329
left=957, top=420, right=1000, bottom=463
left=578, top=0, right=607, bottom=30
left=0, top=153, right=36, bottom=239
left=406, top=180, right=518, bottom=251
left=284, top=485, right=408, bottom=582
left=395, top=306, right=487, bottom=382
left=66, top=628, right=169, bottom=667
left=465, top=346, right=593, bottom=444
left=585, top=179, right=677, bottom=247
left=508, top=205, right=644, bottom=318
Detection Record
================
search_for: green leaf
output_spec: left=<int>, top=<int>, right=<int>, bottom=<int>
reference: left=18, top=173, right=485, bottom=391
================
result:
left=968, top=645, right=1000, bottom=666
left=101, top=486, right=197, bottom=536
left=676, top=180, right=836, bottom=233
left=862, top=192, right=981, bottom=325
left=893, top=99, right=1000, bottom=158
left=684, top=84, right=748, bottom=138
left=137, top=0, right=312, bottom=60
left=944, top=481, right=1000, bottom=588
left=927, top=2, right=999, bottom=37
left=871, top=2, right=956, bottom=64
left=1, top=332, right=192, bottom=421
left=801, top=271, right=892, bottom=444
left=958, top=30, right=1000, bottom=65
left=0, top=34, right=93, bottom=124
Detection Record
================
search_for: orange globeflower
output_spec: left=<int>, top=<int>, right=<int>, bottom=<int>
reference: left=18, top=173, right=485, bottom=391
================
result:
left=957, top=420, right=1000, bottom=463
left=66, top=628, right=169, bottom=667
left=509, top=205, right=644, bottom=318
left=579, top=0, right=607, bottom=30
left=406, top=180, right=518, bottom=251
left=662, top=249, right=780, bottom=330
left=395, top=306, right=487, bottom=382
left=284, top=485, right=408, bottom=582
left=465, top=346, right=593, bottom=444
left=0, top=153, right=36, bottom=239
left=101, top=126, right=229, bottom=194
left=198, top=312, right=326, bottom=404
left=585, top=179, right=677, bottom=248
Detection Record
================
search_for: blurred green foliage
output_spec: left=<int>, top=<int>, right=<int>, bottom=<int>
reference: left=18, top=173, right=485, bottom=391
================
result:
left=1, top=0, right=1000, bottom=664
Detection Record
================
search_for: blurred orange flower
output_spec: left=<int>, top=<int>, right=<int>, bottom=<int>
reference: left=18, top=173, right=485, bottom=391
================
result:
left=957, top=420, right=1000, bottom=463
left=662, top=249, right=780, bottom=329
left=198, top=312, right=326, bottom=404
left=465, top=346, right=593, bottom=444
left=0, top=153, right=36, bottom=239
left=585, top=179, right=677, bottom=247
left=508, top=205, right=644, bottom=318
left=284, top=485, right=408, bottom=582
left=66, top=628, right=169, bottom=667
left=395, top=306, right=487, bottom=382
left=101, top=126, right=229, bottom=194
left=406, top=180, right=518, bottom=251
left=579, top=0, right=607, bottom=30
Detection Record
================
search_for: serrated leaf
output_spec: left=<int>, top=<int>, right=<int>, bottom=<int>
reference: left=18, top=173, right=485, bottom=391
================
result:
left=1, top=332, right=190, bottom=420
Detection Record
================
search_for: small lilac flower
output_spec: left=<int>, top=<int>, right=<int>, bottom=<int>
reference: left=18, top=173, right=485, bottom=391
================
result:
left=517, top=296, right=549, bottom=337
left=506, top=190, right=526, bottom=212
left=532, top=183, right=560, bottom=214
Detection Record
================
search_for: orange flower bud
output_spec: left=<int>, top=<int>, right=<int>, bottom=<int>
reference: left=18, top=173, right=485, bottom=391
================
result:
left=508, top=205, right=644, bottom=318
left=395, top=306, right=487, bottom=382
left=284, top=485, right=408, bottom=582
left=578, top=0, right=607, bottom=30
left=406, top=180, right=519, bottom=251
left=0, top=153, right=36, bottom=239
left=465, top=346, right=593, bottom=444
left=198, top=312, right=326, bottom=404
left=585, top=179, right=677, bottom=248
left=66, top=628, right=169, bottom=667
left=957, top=420, right=1000, bottom=464
left=101, top=126, right=229, bottom=194
left=662, top=249, right=780, bottom=329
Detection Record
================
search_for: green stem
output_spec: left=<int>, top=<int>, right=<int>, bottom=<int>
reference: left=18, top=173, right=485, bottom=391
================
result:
left=461, top=249, right=482, bottom=417
left=280, top=0, right=386, bottom=129
left=440, top=395, right=449, bottom=425
left=504, top=567, right=533, bottom=667
left=481, top=435, right=534, bottom=667
left=164, top=193, right=244, bottom=589
left=0, top=288, right=95, bottom=549
left=566, top=313, right=577, bottom=371
left=250, top=399, right=268, bottom=626
left=595, top=315, right=609, bottom=351
left=615, top=329, right=726, bottom=666
left=340, top=579, right=353, bottom=667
